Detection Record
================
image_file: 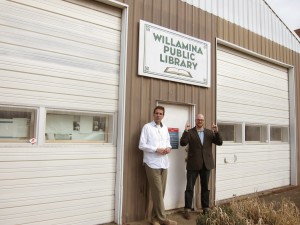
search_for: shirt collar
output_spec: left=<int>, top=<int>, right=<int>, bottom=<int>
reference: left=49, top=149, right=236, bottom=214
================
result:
left=151, top=121, right=163, bottom=127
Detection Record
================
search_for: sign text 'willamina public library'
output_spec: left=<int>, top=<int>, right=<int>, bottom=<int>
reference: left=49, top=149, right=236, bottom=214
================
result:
left=138, top=20, right=211, bottom=87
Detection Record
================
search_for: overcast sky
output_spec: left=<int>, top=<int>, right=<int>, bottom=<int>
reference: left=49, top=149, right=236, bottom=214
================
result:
left=265, top=0, right=300, bottom=31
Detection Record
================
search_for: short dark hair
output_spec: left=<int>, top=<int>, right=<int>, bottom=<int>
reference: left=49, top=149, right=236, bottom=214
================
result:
left=153, top=105, right=165, bottom=115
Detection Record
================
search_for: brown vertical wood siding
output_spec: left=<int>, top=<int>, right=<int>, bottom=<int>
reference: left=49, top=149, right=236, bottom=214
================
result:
left=116, top=0, right=300, bottom=222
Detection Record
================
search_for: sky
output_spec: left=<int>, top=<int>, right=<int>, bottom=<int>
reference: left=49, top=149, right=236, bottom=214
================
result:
left=265, top=0, right=300, bottom=31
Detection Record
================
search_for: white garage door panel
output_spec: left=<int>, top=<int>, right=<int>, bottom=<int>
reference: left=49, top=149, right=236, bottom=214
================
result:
left=0, top=189, right=114, bottom=209
left=0, top=70, right=118, bottom=94
left=0, top=6, right=121, bottom=50
left=217, top=112, right=289, bottom=125
left=0, top=88, right=118, bottom=111
left=0, top=26, right=120, bottom=64
left=0, top=147, right=117, bottom=223
left=1, top=181, right=115, bottom=222
left=218, top=86, right=289, bottom=110
left=0, top=160, right=116, bottom=180
left=216, top=146, right=290, bottom=160
left=0, top=146, right=116, bottom=160
left=0, top=60, right=119, bottom=86
left=217, top=160, right=290, bottom=180
left=217, top=144, right=290, bottom=152
left=26, top=211, right=114, bottom=225
left=218, top=151, right=290, bottom=164
left=216, top=178, right=291, bottom=200
left=10, top=0, right=121, bottom=29
left=217, top=76, right=288, bottom=99
left=216, top=46, right=290, bottom=201
left=2, top=174, right=115, bottom=197
left=218, top=62, right=288, bottom=91
left=0, top=72, right=118, bottom=100
left=1, top=43, right=119, bottom=74
left=0, top=200, right=114, bottom=225
left=220, top=101, right=289, bottom=121
left=0, top=158, right=116, bottom=174
left=217, top=145, right=290, bottom=181
left=218, top=102, right=289, bottom=119
left=1, top=180, right=115, bottom=200
left=218, top=50, right=288, bottom=79
left=66, top=0, right=121, bottom=17
left=217, top=170, right=290, bottom=190
left=1, top=195, right=114, bottom=217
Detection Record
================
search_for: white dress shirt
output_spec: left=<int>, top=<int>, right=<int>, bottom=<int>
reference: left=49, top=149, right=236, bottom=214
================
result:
left=139, top=121, right=172, bottom=169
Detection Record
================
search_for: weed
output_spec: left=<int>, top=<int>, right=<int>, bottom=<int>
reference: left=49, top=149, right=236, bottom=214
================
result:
left=196, top=197, right=300, bottom=225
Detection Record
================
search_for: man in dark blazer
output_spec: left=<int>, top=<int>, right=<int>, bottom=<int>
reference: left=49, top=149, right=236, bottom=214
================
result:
left=180, top=114, right=223, bottom=219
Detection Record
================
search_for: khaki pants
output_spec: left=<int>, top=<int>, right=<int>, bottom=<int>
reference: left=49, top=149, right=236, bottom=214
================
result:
left=145, top=164, right=168, bottom=223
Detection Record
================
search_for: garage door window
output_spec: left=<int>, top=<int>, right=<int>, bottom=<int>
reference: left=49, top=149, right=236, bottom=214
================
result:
left=45, top=111, right=113, bottom=143
left=270, top=126, right=289, bottom=142
left=245, top=124, right=268, bottom=143
left=218, top=123, right=242, bottom=143
left=0, top=107, right=35, bottom=143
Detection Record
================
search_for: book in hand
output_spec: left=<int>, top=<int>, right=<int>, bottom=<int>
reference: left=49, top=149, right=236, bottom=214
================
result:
left=164, top=67, right=192, bottom=78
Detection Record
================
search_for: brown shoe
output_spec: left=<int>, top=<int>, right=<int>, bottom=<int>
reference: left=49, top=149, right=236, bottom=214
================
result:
left=183, top=210, right=191, bottom=220
left=151, top=218, right=160, bottom=225
left=162, top=219, right=177, bottom=225
left=203, top=207, right=211, bottom=215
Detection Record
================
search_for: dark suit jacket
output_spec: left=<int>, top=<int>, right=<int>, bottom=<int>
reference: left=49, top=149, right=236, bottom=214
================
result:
left=180, top=127, right=223, bottom=170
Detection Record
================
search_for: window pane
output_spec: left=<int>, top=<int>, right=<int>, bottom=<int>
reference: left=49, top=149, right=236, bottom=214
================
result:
left=245, top=125, right=261, bottom=141
left=45, top=111, right=113, bottom=143
left=270, top=127, right=281, bottom=141
left=0, top=107, right=35, bottom=142
left=218, top=124, right=234, bottom=141
left=270, top=126, right=288, bottom=142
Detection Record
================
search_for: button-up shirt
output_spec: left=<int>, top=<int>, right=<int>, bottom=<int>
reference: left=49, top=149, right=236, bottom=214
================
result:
left=198, top=129, right=204, bottom=144
left=139, top=121, right=172, bottom=169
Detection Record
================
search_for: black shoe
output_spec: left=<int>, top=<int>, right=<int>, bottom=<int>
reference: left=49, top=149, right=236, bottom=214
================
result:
left=183, top=210, right=191, bottom=220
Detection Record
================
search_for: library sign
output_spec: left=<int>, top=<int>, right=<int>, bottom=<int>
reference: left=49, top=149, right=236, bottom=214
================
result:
left=138, top=20, right=211, bottom=87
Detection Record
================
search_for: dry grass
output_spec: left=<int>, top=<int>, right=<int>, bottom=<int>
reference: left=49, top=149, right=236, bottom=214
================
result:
left=196, top=197, right=300, bottom=225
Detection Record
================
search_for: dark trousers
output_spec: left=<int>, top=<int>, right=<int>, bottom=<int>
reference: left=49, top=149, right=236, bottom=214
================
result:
left=184, top=167, right=211, bottom=209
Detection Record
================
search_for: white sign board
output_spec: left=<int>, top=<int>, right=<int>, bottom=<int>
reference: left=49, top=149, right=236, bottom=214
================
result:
left=138, top=20, right=211, bottom=87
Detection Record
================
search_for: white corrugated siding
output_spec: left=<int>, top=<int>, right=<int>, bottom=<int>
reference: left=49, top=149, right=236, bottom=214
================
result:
left=216, top=145, right=290, bottom=200
left=0, top=0, right=121, bottom=224
left=181, top=0, right=300, bottom=53
left=217, top=48, right=289, bottom=125
left=0, top=147, right=116, bottom=225
left=216, top=46, right=290, bottom=200
left=0, top=0, right=121, bottom=111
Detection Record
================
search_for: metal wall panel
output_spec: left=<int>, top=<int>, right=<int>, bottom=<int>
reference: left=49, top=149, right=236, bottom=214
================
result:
left=118, top=0, right=216, bottom=222
left=117, top=0, right=300, bottom=222
left=182, top=0, right=300, bottom=53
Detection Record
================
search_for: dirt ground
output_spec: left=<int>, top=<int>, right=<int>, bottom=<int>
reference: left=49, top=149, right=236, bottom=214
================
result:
left=126, top=210, right=200, bottom=225
left=103, top=186, right=300, bottom=225
left=103, top=210, right=200, bottom=225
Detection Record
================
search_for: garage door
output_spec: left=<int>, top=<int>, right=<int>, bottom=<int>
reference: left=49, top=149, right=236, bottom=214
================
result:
left=216, top=45, right=290, bottom=201
left=0, top=0, right=121, bottom=224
